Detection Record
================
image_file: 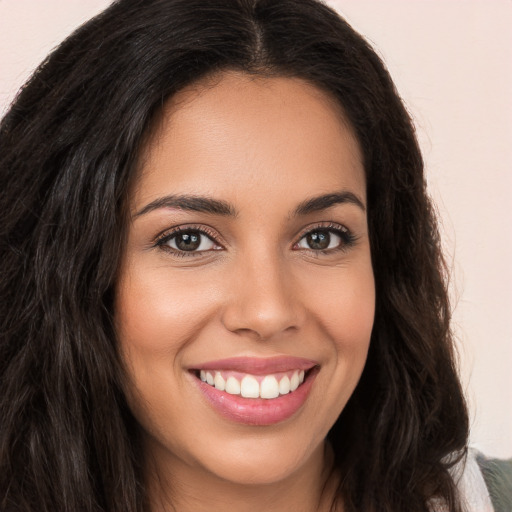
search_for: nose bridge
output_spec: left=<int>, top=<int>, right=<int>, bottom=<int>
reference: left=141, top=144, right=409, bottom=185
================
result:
left=221, top=246, right=301, bottom=340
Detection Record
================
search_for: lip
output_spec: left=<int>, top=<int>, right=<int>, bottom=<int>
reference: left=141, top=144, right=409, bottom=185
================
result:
left=192, top=356, right=318, bottom=374
left=190, top=357, right=319, bottom=426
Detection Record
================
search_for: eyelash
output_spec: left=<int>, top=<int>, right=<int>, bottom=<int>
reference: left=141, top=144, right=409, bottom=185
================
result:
left=294, top=222, right=357, bottom=256
left=154, top=225, right=221, bottom=258
left=154, top=222, right=357, bottom=258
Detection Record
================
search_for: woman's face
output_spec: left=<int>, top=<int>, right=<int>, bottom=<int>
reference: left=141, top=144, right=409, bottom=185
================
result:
left=115, top=72, right=375, bottom=487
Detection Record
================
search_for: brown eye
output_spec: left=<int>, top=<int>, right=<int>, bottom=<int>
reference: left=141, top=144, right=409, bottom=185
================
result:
left=296, top=226, right=353, bottom=252
left=174, top=232, right=201, bottom=251
left=305, top=230, right=332, bottom=250
left=163, top=230, right=218, bottom=252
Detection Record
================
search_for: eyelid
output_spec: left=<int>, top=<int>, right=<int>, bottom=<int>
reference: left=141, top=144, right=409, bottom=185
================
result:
left=293, top=221, right=357, bottom=252
left=153, top=224, right=224, bottom=254
left=294, top=221, right=349, bottom=241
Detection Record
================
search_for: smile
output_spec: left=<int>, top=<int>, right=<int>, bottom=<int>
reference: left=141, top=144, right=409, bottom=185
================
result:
left=191, top=357, right=319, bottom=425
left=199, top=369, right=306, bottom=399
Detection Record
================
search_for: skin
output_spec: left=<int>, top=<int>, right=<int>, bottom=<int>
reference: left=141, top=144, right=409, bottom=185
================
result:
left=115, top=71, right=375, bottom=512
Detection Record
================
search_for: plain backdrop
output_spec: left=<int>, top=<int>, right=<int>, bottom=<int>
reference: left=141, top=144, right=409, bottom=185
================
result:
left=1, top=0, right=511, bottom=458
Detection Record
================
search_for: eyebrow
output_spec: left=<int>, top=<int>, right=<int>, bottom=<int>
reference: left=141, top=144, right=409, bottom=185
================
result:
left=134, top=194, right=237, bottom=218
left=293, top=191, right=366, bottom=216
left=134, top=190, right=365, bottom=219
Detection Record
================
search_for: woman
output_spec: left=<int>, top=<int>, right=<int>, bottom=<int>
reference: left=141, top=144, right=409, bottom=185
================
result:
left=0, top=0, right=503, bottom=510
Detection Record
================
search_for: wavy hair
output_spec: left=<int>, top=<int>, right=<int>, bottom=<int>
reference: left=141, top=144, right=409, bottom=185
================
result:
left=0, top=0, right=468, bottom=510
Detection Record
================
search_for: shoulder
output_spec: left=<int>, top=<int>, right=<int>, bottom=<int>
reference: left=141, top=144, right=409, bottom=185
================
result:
left=450, top=448, right=494, bottom=511
left=475, top=450, right=512, bottom=512
left=448, top=448, right=512, bottom=512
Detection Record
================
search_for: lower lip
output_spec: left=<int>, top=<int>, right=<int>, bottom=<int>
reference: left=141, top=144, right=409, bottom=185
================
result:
left=193, top=369, right=318, bottom=426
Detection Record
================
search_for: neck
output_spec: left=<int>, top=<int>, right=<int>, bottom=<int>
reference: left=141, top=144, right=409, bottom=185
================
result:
left=145, top=441, right=342, bottom=512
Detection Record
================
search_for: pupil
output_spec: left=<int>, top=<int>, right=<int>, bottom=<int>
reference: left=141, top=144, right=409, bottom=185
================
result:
left=176, top=232, right=201, bottom=251
left=307, top=230, right=330, bottom=250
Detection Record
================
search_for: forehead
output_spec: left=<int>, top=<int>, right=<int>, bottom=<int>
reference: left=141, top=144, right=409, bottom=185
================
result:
left=133, top=71, right=365, bottom=211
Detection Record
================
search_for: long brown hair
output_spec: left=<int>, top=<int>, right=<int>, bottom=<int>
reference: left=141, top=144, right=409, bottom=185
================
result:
left=0, top=1, right=468, bottom=510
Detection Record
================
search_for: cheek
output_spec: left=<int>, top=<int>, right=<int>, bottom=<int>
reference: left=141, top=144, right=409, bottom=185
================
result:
left=115, top=263, right=221, bottom=358
left=301, top=257, right=374, bottom=412
left=114, top=264, right=223, bottom=426
left=291, top=259, right=374, bottom=435
left=303, top=260, right=375, bottom=351
left=114, top=264, right=219, bottom=438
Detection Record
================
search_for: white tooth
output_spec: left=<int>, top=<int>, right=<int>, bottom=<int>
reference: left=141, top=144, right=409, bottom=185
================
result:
left=299, top=370, right=305, bottom=384
left=206, top=372, right=214, bottom=385
left=200, top=370, right=207, bottom=382
left=225, top=376, right=241, bottom=395
left=278, top=375, right=291, bottom=395
left=260, top=375, right=279, bottom=399
left=290, top=371, right=300, bottom=391
left=214, top=372, right=225, bottom=391
left=240, top=375, right=260, bottom=398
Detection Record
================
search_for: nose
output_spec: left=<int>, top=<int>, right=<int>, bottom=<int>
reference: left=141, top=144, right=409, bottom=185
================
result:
left=220, top=252, right=304, bottom=341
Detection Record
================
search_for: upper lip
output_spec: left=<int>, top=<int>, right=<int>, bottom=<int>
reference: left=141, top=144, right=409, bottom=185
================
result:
left=191, top=356, right=318, bottom=374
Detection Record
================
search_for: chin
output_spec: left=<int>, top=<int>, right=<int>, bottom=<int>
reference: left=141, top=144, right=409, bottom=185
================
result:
left=181, top=421, right=328, bottom=487
left=197, top=442, right=320, bottom=486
